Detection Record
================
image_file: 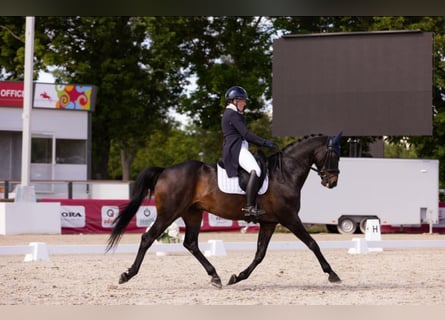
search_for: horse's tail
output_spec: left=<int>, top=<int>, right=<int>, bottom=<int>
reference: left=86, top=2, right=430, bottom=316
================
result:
left=106, top=166, right=165, bottom=252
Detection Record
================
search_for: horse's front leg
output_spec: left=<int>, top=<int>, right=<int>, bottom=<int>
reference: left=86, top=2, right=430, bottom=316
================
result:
left=227, top=222, right=277, bottom=285
left=183, top=221, right=223, bottom=288
left=119, top=219, right=170, bottom=284
left=283, top=215, right=341, bottom=283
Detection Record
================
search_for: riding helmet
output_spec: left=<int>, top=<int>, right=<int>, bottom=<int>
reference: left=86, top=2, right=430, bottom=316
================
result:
left=225, top=86, right=249, bottom=102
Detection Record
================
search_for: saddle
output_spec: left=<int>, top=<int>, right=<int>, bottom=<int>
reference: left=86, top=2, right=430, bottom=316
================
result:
left=217, top=150, right=269, bottom=195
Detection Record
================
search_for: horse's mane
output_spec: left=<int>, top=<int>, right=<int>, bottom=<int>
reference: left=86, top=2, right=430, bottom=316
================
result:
left=281, top=133, right=324, bottom=153
left=268, top=133, right=324, bottom=172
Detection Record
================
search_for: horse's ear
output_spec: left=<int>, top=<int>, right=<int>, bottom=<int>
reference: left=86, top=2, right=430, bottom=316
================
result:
left=333, top=131, right=343, bottom=144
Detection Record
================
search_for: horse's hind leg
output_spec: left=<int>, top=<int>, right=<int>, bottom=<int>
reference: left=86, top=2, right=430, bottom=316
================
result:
left=227, top=222, right=276, bottom=285
left=283, top=216, right=341, bottom=283
left=182, top=213, right=223, bottom=288
left=119, top=218, right=172, bottom=284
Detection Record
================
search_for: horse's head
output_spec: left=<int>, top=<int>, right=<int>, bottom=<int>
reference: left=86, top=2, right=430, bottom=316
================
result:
left=313, top=132, right=342, bottom=189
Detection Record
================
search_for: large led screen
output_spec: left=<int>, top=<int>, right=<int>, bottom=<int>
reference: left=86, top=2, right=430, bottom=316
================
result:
left=272, top=31, right=433, bottom=136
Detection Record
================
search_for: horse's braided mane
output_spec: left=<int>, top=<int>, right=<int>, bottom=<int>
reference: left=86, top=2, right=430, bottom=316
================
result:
left=268, top=133, right=324, bottom=172
left=281, top=133, right=324, bottom=152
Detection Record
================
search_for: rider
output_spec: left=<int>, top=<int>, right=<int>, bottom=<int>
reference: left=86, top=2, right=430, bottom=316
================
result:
left=221, top=85, right=276, bottom=218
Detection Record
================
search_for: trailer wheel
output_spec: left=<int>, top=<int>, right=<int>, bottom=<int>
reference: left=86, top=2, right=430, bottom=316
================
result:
left=359, top=218, right=368, bottom=234
left=337, top=217, right=357, bottom=234
left=359, top=217, right=379, bottom=234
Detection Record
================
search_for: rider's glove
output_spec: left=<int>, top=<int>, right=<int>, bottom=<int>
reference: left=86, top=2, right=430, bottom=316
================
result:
left=263, top=140, right=277, bottom=149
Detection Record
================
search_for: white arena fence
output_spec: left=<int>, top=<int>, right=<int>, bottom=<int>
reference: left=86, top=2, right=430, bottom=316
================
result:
left=1, top=238, right=445, bottom=261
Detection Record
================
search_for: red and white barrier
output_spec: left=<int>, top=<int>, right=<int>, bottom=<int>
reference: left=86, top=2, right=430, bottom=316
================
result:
left=40, top=198, right=258, bottom=234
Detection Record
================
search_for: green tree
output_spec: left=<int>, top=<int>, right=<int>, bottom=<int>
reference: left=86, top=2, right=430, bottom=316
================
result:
left=183, top=17, right=275, bottom=127
left=39, top=17, right=186, bottom=180
left=122, top=17, right=278, bottom=176
left=0, top=16, right=48, bottom=80
left=170, top=17, right=277, bottom=162
left=131, top=126, right=203, bottom=174
left=384, top=138, right=418, bottom=158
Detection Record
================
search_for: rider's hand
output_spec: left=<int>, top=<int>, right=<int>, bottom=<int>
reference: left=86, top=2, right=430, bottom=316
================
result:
left=263, top=140, right=277, bottom=149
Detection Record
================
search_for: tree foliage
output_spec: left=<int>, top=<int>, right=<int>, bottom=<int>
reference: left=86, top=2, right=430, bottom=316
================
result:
left=0, top=17, right=47, bottom=79
left=177, top=17, right=275, bottom=128
left=37, top=17, right=186, bottom=180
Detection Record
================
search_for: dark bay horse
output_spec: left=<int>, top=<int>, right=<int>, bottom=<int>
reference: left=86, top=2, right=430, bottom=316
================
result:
left=107, top=132, right=343, bottom=288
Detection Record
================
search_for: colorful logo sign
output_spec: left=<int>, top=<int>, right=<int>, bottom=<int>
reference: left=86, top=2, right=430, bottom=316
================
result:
left=34, top=83, right=96, bottom=111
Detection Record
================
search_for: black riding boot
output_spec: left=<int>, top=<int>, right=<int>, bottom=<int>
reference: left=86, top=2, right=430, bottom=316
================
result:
left=242, top=170, right=265, bottom=218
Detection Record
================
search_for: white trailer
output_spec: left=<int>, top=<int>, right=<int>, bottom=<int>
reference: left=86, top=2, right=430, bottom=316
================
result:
left=299, top=158, right=439, bottom=234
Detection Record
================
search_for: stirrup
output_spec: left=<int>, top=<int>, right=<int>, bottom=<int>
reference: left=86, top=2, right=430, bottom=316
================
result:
left=242, top=205, right=265, bottom=217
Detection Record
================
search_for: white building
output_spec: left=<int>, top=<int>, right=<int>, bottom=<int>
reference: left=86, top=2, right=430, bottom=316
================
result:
left=0, top=81, right=97, bottom=198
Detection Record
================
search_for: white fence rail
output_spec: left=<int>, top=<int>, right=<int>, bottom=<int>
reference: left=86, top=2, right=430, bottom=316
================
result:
left=1, top=239, right=445, bottom=261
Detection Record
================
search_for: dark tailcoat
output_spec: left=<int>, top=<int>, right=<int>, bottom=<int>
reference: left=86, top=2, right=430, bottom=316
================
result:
left=221, top=107, right=268, bottom=177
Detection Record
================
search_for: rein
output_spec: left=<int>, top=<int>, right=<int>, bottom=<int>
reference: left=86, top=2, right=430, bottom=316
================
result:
left=275, top=150, right=284, bottom=183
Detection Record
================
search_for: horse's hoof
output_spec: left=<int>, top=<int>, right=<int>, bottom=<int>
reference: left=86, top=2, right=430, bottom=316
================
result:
left=227, top=274, right=238, bottom=285
left=328, top=272, right=341, bottom=283
left=119, top=273, right=128, bottom=284
left=210, top=277, right=222, bottom=289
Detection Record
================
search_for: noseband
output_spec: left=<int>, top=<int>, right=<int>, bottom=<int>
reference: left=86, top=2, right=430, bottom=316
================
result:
left=311, top=137, right=340, bottom=178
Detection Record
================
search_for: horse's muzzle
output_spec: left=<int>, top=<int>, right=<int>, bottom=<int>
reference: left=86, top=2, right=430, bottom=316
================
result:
left=322, top=174, right=338, bottom=189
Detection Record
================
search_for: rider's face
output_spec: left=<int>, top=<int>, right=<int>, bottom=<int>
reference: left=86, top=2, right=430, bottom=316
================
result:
left=235, top=99, right=247, bottom=111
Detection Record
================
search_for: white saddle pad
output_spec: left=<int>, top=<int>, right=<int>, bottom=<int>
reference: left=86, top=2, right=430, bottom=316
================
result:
left=217, top=164, right=268, bottom=195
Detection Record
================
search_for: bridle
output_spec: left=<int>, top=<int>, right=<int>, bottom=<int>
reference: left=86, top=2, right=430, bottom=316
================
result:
left=311, top=136, right=341, bottom=179
left=274, top=134, right=342, bottom=184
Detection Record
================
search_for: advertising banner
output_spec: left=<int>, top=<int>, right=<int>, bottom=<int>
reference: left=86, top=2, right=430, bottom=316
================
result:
left=60, top=205, right=86, bottom=228
left=0, top=81, right=24, bottom=108
left=40, top=198, right=254, bottom=234
left=34, top=83, right=97, bottom=111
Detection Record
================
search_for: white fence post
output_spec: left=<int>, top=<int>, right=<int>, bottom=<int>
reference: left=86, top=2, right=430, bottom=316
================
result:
left=24, top=242, right=49, bottom=262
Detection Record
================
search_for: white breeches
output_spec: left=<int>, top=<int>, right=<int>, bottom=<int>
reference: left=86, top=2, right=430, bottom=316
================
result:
left=238, top=140, right=261, bottom=177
